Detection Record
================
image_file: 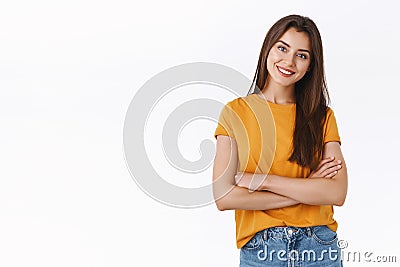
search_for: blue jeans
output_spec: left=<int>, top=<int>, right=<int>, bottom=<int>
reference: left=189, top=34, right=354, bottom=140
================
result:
left=240, top=225, right=343, bottom=267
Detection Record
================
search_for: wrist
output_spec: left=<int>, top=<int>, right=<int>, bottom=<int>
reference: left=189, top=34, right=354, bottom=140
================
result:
left=262, top=174, right=275, bottom=190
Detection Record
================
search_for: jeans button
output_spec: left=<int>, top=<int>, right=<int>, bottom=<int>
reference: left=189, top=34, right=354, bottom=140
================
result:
left=288, top=229, right=293, bottom=235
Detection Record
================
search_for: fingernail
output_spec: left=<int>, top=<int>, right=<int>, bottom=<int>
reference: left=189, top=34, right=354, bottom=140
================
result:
left=337, top=160, right=341, bottom=164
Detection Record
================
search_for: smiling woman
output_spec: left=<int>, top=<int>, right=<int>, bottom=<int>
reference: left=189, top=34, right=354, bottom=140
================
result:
left=212, top=15, right=347, bottom=267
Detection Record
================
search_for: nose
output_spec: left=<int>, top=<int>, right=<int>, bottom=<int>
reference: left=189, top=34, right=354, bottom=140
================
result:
left=284, top=53, right=295, bottom=67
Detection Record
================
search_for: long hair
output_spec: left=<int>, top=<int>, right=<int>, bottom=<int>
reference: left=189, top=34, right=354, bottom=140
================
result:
left=247, top=14, right=330, bottom=168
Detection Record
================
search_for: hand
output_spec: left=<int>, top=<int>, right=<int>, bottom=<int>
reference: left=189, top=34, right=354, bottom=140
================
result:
left=235, top=172, right=248, bottom=187
left=235, top=172, right=257, bottom=192
left=308, top=157, right=342, bottom=179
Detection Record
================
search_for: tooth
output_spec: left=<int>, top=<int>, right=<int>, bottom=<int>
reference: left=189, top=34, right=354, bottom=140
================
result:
left=279, top=67, right=292, bottom=74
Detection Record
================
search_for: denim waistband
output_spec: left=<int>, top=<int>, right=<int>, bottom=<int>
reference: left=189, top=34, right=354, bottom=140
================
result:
left=262, top=226, right=321, bottom=241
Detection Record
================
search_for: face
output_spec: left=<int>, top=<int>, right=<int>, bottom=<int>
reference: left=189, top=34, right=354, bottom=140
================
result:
left=266, top=27, right=311, bottom=88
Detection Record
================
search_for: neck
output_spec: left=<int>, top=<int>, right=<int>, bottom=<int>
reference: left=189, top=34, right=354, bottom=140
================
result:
left=260, top=78, right=296, bottom=105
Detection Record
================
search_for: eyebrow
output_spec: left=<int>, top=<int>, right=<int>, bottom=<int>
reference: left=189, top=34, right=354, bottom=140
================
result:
left=277, top=40, right=310, bottom=54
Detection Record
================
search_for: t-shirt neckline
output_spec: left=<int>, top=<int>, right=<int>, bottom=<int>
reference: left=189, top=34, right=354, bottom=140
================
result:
left=252, top=93, right=296, bottom=109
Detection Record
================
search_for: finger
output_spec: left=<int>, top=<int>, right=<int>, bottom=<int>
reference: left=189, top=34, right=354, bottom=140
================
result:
left=317, top=160, right=341, bottom=174
left=311, top=158, right=338, bottom=177
left=321, top=165, right=340, bottom=176
left=324, top=170, right=338, bottom=178
left=234, top=173, right=243, bottom=184
left=321, top=164, right=342, bottom=177
left=315, top=157, right=335, bottom=171
left=317, top=156, right=335, bottom=168
left=324, top=160, right=342, bottom=172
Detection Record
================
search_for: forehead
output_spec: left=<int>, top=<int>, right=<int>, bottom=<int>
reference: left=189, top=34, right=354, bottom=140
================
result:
left=278, top=27, right=311, bottom=50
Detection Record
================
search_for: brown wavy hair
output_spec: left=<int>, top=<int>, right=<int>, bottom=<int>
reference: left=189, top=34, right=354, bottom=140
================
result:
left=247, top=14, right=330, bottom=168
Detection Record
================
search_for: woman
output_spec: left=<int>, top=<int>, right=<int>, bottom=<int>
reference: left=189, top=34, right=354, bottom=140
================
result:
left=213, top=14, right=347, bottom=266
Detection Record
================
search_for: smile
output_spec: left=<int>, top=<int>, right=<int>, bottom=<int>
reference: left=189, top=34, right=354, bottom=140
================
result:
left=277, top=66, right=295, bottom=76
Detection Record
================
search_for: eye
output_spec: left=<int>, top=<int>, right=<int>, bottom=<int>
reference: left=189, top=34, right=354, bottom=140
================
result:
left=297, top=53, right=308, bottom=60
left=277, top=46, right=287, bottom=52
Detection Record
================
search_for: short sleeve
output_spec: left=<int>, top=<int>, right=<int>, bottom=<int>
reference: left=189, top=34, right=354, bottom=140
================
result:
left=323, top=107, right=341, bottom=145
left=214, top=103, right=236, bottom=140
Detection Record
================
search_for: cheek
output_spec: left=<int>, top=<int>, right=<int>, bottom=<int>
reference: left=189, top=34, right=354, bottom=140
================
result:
left=266, top=52, right=281, bottom=73
left=297, top=61, right=310, bottom=73
left=267, top=50, right=280, bottom=63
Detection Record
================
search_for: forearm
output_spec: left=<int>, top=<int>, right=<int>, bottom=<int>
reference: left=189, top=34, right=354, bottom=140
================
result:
left=213, top=170, right=299, bottom=210
left=215, top=185, right=299, bottom=211
left=237, top=172, right=346, bottom=206
left=264, top=174, right=346, bottom=206
left=235, top=143, right=348, bottom=206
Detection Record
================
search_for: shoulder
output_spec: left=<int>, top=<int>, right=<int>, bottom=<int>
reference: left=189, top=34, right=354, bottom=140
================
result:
left=224, top=94, right=257, bottom=110
left=322, top=106, right=340, bottom=131
left=323, top=106, right=341, bottom=142
left=326, top=106, right=334, bottom=114
left=325, top=106, right=338, bottom=120
left=225, top=96, right=246, bottom=106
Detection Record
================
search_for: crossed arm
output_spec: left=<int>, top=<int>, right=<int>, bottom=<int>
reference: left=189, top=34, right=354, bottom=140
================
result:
left=212, top=135, right=348, bottom=211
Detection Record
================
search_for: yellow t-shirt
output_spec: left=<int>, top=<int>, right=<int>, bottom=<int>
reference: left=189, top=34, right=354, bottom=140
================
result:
left=214, top=93, right=341, bottom=249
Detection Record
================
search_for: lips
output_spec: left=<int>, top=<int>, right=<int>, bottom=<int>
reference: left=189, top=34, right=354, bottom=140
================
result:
left=277, top=66, right=295, bottom=76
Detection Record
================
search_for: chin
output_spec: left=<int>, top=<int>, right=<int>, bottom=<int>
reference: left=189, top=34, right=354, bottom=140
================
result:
left=277, top=80, right=296, bottom=87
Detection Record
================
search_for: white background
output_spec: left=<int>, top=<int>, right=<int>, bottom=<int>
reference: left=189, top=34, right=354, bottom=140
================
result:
left=1, top=0, right=399, bottom=266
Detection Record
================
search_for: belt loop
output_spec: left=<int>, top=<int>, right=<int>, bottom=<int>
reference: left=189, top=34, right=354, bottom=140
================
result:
left=306, top=227, right=312, bottom=237
left=263, top=229, right=268, bottom=241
